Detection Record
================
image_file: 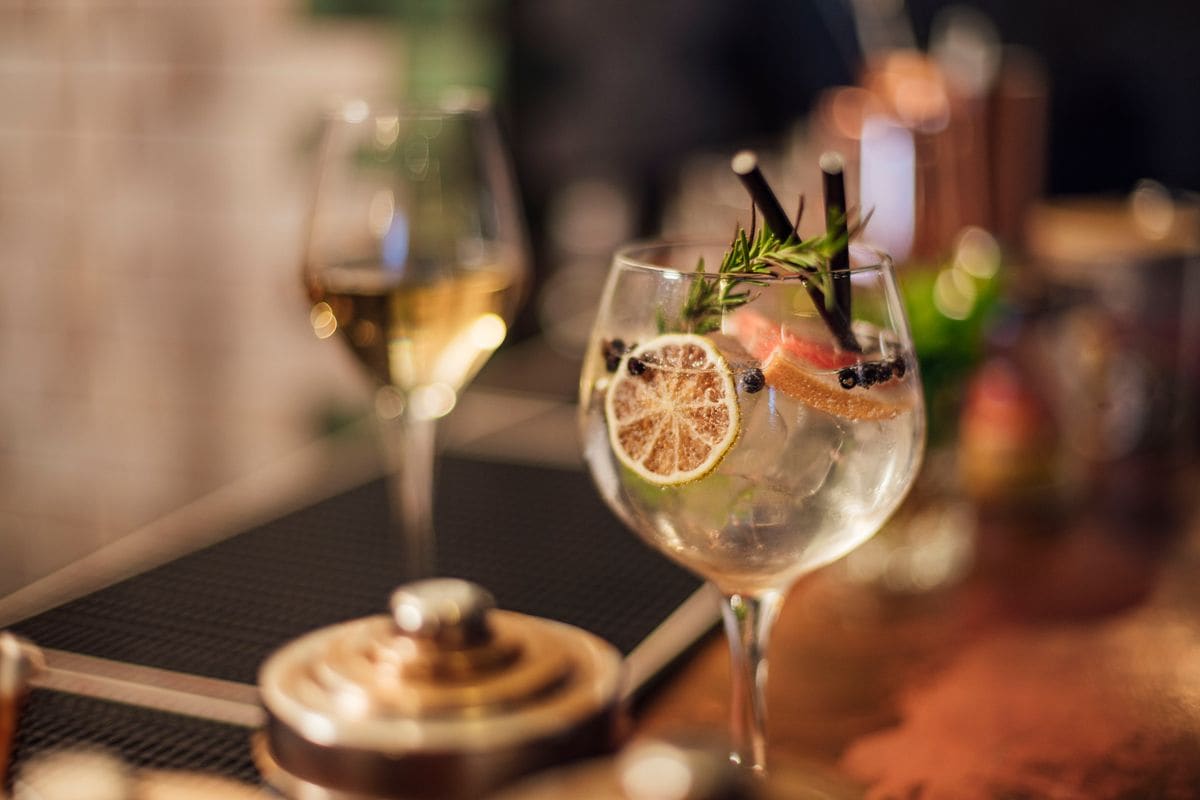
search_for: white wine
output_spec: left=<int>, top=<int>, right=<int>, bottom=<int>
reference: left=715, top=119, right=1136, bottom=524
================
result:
left=309, top=261, right=517, bottom=397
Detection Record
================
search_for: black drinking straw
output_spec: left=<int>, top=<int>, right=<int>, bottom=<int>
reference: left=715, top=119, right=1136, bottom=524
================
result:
left=731, top=151, right=797, bottom=242
left=820, top=151, right=852, bottom=324
left=731, top=150, right=861, bottom=352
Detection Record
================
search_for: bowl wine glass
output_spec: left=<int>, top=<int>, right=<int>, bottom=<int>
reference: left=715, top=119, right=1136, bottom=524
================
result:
left=579, top=240, right=925, bottom=771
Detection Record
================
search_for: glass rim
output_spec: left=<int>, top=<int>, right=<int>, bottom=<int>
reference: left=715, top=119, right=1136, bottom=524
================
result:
left=321, top=87, right=493, bottom=125
left=613, top=238, right=895, bottom=280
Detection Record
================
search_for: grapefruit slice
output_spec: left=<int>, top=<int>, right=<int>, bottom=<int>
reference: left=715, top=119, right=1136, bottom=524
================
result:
left=604, top=334, right=740, bottom=486
left=762, top=348, right=907, bottom=421
left=725, top=308, right=858, bottom=370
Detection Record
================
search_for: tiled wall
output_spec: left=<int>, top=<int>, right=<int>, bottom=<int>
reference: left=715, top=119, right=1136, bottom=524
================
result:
left=0, top=1, right=398, bottom=595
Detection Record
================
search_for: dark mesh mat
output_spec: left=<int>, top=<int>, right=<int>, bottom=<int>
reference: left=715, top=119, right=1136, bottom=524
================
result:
left=10, top=689, right=259, bottom=787
left=12, top=456, right=702, bottom=685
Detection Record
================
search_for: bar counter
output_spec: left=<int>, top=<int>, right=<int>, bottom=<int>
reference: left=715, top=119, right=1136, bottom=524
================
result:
left=640, top=495, right=1200, bottom=798
left=3, top=341, right=1198, bottom=799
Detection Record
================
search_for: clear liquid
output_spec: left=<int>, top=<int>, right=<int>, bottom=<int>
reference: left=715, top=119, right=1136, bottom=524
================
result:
left=308, top=261, right=517, bottom=395
left=581, top=339, right=924, bottom=595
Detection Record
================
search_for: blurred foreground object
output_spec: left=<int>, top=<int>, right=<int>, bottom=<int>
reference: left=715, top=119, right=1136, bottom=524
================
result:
left=0, top=633, right=43, bottom=794
left=13, top=750, right=265, bottom=800
left=491, top=734, right=860, bottom=799
left=5, top=636, right=264, bottom=799
left=254, top=579, right=624, bottom=799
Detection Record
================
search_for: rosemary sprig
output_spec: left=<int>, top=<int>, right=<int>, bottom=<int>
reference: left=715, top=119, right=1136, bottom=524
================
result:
left=670, top=209, right=871, bottom=337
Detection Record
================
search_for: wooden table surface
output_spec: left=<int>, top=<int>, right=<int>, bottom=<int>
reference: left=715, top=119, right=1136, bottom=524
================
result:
left=634, top=493, right=1200, bottom=800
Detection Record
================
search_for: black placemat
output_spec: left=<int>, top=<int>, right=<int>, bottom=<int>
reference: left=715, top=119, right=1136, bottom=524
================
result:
left=9, top=689, right=259, bottom=788
left=12, top=456, right=701, bottom=685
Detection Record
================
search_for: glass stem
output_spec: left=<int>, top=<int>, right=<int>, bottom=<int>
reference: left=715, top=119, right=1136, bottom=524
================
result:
left=381, top=410, right=438, bottom=580
left=720, top=589, right=784, bottom=774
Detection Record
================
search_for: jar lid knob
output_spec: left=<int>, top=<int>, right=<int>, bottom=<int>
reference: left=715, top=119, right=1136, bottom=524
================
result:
left=390, top=579, right=495, bottom=650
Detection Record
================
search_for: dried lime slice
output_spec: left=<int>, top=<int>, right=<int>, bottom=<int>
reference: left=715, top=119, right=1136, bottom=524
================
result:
left=604, top=333, right=740, bottom=486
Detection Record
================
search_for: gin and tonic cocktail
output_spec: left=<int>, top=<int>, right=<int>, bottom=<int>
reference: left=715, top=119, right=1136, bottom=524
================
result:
left=579, top=238, right=924, bottom=771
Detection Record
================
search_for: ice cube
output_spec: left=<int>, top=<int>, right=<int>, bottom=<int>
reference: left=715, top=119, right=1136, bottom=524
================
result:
left=720, top=386, right=789, bottom=480
left=768, top=396, right=845, bottom=499
left=727, top=483, right=792, bottom=531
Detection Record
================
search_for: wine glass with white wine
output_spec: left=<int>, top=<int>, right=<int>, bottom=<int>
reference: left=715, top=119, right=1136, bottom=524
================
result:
left=304, top=91, right=528, bottom=577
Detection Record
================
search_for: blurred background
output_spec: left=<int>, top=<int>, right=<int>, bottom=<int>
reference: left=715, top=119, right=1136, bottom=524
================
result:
left=1, top=0, right=1198, bottom=597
